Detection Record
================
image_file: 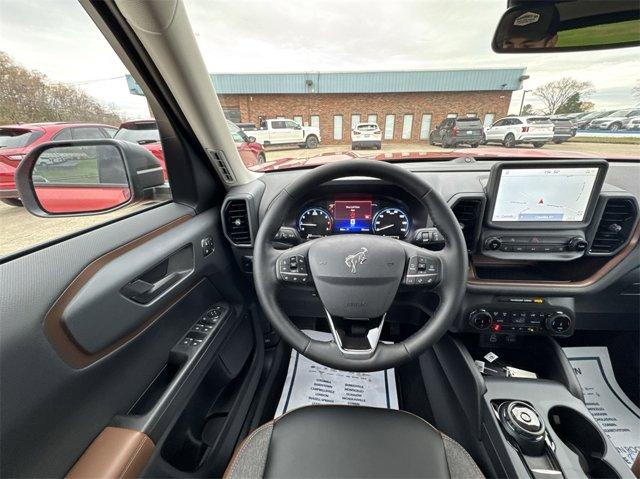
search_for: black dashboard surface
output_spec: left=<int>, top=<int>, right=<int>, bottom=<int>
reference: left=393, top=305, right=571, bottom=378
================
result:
left=223, top=158, right=640, bottom=333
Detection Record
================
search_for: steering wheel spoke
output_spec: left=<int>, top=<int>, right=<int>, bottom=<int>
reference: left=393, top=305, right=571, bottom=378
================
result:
left=324, top=309, right=386, bottom=359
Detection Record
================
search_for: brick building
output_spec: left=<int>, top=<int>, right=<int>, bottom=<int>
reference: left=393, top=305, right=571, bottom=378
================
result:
left=213, top=69, right=526, bottom=144
left=127, top=69, right=527, bottom=144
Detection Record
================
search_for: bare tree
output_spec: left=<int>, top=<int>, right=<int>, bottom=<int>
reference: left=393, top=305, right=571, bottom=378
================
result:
left=532, top=77, right=594, bottom=115
left=0, top=52, right=122, bottom=125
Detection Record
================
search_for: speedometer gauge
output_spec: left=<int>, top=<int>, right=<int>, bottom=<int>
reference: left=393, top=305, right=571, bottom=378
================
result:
left=298, top=208, right=333, bottom=239
left=373, top=208, right=410, bottom=237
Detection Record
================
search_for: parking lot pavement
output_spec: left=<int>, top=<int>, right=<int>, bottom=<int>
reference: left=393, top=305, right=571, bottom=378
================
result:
left=0, top=202, right=146, bottom=257
left=264, top=141, right=640, bottom=161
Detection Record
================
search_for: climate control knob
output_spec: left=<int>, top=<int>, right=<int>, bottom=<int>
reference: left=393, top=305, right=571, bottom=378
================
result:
left=546, top=313, right=572, bottom=335
left=485, top=237, right=502, bottom=251
left=469, top=310, right=493, bottom=330
left=567, top=237, right=588, bottom=252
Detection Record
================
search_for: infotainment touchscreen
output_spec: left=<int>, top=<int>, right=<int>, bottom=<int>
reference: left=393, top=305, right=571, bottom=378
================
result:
left=492, top=167, right=600, bottom=222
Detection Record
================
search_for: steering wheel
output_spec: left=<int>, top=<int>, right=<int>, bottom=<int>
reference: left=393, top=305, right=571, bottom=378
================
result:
left=253, top=160, right=467, bottom=371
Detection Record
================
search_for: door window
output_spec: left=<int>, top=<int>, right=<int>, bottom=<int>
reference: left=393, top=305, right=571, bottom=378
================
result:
left=310, top=115, right=320, bottom=128
left=333, top=115, right=343, bottom=140
left=351, top=114, right=361, bottom=129
left=293, top=115, right=303, bottom=125
left=401, top=114, right=413, bottom=140
left=368, top=114, right=377, bottom=124
left=483, top=113, right=495, bottom=128
left=420, top=114, right=432, bottom=140
left=272, top=121, right=287, bottom=129
left=384, top=114, right=395, bottom=140
left=72, top=127, right=106, bottom=139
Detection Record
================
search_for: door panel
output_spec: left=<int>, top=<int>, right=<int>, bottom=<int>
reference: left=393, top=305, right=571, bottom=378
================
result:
left=0, top=204, right=246, bottom=477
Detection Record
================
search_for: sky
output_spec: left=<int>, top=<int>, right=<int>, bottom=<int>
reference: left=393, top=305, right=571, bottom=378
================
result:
left=1, top=0, right=638, bottom=119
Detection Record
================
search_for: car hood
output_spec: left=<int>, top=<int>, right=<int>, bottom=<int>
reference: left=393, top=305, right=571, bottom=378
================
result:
left=251, top=147, right=599, bottom=172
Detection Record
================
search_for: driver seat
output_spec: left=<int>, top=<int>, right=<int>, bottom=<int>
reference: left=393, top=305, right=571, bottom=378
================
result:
left=224, top=406, right=484, bottom=478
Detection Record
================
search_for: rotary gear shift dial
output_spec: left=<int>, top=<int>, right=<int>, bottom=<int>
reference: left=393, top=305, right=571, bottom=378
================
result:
left=498, top=401, right=547, bottom=456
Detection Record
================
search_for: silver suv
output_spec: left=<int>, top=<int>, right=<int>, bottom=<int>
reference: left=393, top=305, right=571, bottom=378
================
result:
left=588, top=108, right=640, bottom=131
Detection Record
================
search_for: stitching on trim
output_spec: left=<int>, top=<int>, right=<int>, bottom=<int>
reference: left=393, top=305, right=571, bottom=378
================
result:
left=120, top=435, right=147, bottom=478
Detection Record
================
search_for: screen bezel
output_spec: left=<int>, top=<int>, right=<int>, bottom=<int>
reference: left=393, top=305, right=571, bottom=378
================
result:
left=485, top=160, right=609, bottom=230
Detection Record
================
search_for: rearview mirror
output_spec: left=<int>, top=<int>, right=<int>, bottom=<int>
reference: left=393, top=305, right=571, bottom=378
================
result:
left=493, top=1, right=640, bottom=53
left=15, top=139, right=166, bottom=217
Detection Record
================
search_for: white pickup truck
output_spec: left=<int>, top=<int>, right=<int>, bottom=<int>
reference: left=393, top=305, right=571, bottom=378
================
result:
left=243, top=119, right=321, bottom=148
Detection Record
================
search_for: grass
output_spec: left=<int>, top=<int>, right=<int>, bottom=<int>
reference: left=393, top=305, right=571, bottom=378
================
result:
left=557, top=19, right=640, bottom=48
left=569, top=136, right=640, bottom=145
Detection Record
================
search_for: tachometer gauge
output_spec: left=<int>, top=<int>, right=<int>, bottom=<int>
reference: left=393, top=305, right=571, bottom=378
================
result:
left=373, top=208, right=410, bottom=237
left=298, top=208, right=333, bottom=239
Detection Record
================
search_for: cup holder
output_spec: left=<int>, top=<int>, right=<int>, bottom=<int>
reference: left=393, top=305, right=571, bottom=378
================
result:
left=548, top=406, right=620, bottom=479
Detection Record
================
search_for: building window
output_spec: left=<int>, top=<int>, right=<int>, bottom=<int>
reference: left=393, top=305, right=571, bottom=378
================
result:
left=384, top=114, right=395, bottom=140
left=446, top=113, right=458, bottom=118
left=351, top=114, right=361, bottom=130
left=466, top=113, right=478, bottom=118
left=368, top=114, right=377, bottom=124
left=333, top=115, right=343, bottom=140
left=402, top=114, right=413, bottom=140
left=276, top=116, right=286, bottom=119
left=293, top=115, right=303, bottom=125
left=483, top=113, right=495, bottom=128
left=310, top=115, right=320, bottom=129
left=419, top=114, right=432, bottom=140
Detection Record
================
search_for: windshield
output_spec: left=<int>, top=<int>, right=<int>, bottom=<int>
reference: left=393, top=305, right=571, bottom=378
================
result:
left=609, top=110, right=631, bottom=117
left=114, top=125, right=160, bottom=144
left=178, top=0, right=639, bottom=170
left=0, top=128, right=40, bottom=149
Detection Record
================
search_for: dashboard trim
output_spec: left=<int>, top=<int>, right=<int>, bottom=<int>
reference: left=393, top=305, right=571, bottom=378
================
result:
left=467, top=220, right=640, bottom=289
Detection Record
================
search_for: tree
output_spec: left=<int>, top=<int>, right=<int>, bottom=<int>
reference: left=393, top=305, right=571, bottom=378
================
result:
left=0, top=52, right=123, bottom=125
left=521, top=104, right=534, bottom=115
left=555, top=92, right=594, bottom=114
left=532, top=77, right=594, bottom=115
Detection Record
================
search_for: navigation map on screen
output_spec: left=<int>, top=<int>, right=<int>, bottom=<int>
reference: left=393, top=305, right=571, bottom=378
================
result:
left=492, top=167, right=599, bottom=222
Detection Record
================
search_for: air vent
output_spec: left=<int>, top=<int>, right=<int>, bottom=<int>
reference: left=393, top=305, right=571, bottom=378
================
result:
left=208, top=149, right=235, bottom=183
left=590, top=198, right=637, bottom=254
left=224, top=199, right=252, bottom=246
left=452, top=198, right=483, bottom=252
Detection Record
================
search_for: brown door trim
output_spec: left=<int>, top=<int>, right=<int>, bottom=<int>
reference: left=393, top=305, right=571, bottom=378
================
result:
left=66, top=427, right=154, bottom=479
left=44, top=215, right=192, bottom=368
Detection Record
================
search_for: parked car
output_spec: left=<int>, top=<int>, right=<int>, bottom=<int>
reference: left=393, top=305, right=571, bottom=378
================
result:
left=243, top=119, right=321, bottom=148
left=626, top=117, right=640, bottom=130
left=483, top=116, right=554, bottom=148
left=351, top=123, right=382, bottom=149
left=429, top=117, right=484, bottom=148
left=588, top=108, right=640, bottom=131
left=115, top=120, right=266, bottom=172
left=575, top=110, right=615, bottom=130
left=0, top=122, right=118, bottom=206
left=547, top=116, right=575, bottom=144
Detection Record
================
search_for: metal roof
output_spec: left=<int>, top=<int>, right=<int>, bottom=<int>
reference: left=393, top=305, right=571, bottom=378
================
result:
left=210, top=69, right=527, bottom=94
left=126, top=69, right=526, bottom=96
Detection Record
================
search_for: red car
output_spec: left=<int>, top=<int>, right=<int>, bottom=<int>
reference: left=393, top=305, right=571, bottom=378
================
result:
left=0, top=122, right=118, bottom=206
left=114, top=119, right=266, bottom=174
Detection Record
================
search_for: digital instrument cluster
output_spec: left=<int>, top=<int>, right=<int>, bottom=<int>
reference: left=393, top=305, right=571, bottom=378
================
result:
left=297, top=198, right=411, bottom=239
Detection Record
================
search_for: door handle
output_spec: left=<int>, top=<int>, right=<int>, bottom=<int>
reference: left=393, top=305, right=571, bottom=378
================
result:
left=121, top=272, right=184, bottom=304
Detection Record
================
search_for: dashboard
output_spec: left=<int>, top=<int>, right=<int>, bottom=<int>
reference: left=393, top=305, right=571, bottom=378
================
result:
left=221, top=158, right=640, bottom=339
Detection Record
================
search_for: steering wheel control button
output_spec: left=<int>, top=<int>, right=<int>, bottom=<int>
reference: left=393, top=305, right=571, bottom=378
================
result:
left=278, top=254, right=312, bottom=285
left=403, top=255, right=440, bottom=286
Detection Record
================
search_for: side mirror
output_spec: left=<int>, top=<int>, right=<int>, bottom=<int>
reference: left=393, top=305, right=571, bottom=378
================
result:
left=247, top=136, right=257, bottom=143
left=493, top=1, right=640, bottom=53
left=15, top=139, right=165, bottom=217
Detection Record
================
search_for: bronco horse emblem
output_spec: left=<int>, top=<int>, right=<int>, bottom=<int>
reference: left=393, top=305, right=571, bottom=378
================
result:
left=345, top=247, right=368, bottom=274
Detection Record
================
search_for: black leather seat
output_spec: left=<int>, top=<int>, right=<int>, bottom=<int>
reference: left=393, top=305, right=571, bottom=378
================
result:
left=224, top=406, right=484, bottom=478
